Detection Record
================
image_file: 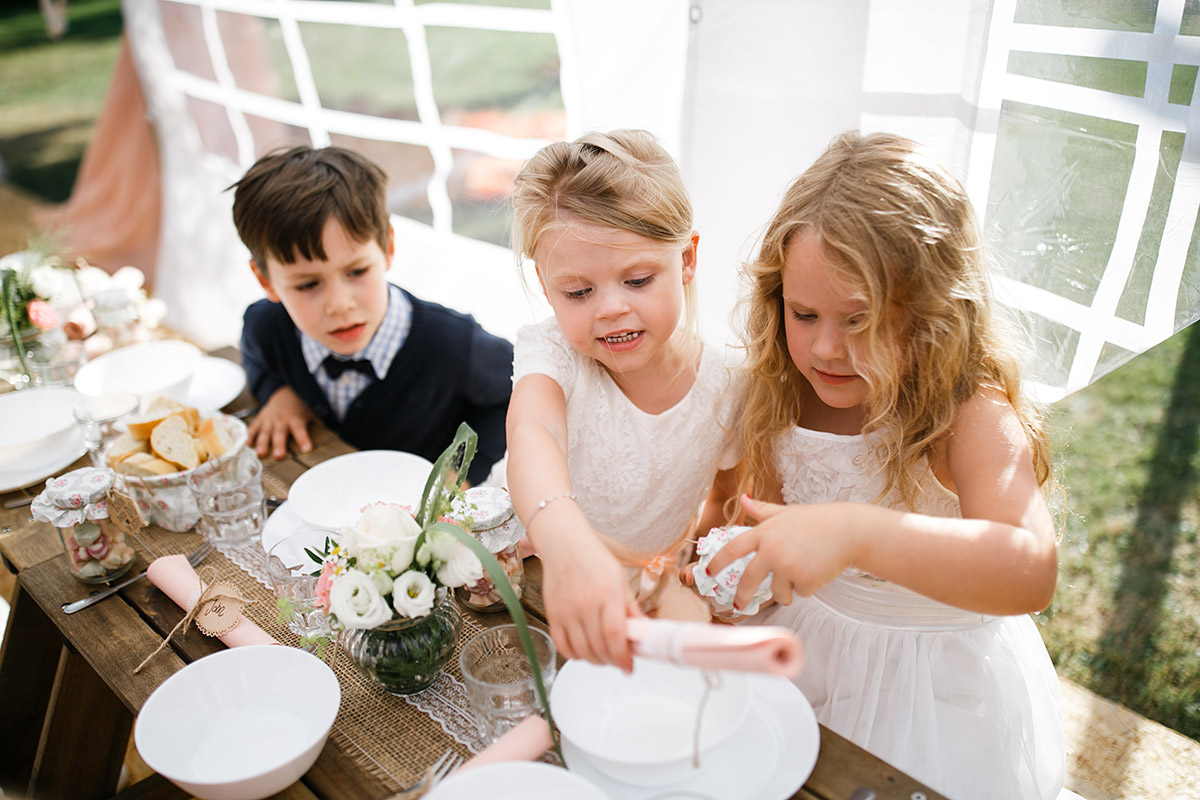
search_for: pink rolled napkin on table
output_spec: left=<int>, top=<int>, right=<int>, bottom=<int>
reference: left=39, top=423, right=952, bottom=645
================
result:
left=627, top=617, right=803, bottom=678
left=457, top=715, right=554, bottom=773
left=145, top=553, right=278, bottom=648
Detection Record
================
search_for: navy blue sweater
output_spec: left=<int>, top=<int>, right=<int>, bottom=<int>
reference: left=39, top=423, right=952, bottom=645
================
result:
left=241, top=288, right=512, bottom=485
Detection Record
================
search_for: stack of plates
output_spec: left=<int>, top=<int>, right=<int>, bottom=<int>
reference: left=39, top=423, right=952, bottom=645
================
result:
left=0, top=387, right=87, bottom=492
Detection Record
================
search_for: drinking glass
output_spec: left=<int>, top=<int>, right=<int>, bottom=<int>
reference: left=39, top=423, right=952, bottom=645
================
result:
left=265, top=529, right=333, bottom=649
left=73, top=392, right=140, bottom=467
left=186, top=447, right=265, bottom=548
left=459, top=625, right=556, bottom=745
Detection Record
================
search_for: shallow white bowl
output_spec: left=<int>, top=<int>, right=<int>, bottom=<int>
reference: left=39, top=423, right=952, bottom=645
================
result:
left=0, top=387, right=81, bottom=467
left=426, top=762, right=606, bottom=800
left=74, top=340, right=203, bottom=405
left=550, top=658, right=751, bottom=786
left=135, top=645, right=340, bottom=800
left=286, top=450, right=434, bottom=530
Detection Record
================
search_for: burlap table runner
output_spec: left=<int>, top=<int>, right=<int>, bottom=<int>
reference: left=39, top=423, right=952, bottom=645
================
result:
left=129, top=523, right=491, bottom=793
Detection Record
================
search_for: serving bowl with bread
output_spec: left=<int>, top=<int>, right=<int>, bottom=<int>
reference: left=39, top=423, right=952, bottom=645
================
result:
left=106, top=396, right=248, bottom=532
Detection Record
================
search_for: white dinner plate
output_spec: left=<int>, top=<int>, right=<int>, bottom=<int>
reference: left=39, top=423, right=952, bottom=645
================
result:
left=184, top=356, right=246, bottom=415
left=0, top=387, right=80, bottom=465
left=0, top=426, right=88, bottom=493
left=260, top=500, right=307, bottom=555
left=286, top=450, right=434, bottom=530
left=426, top=762, right=607, bottom=800
left=561, top=674, right=819, bottom=800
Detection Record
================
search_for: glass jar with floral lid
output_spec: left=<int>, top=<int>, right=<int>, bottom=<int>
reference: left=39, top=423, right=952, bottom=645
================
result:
left=31, top=467, right=137, bottom=583
left=452, top=487, right=526, bottom=612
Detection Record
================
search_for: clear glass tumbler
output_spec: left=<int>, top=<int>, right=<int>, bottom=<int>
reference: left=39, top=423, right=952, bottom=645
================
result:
left=73, top=392, right=140, bottom=468
left=459, top=624, right=556, bottom=744
left=186, top=447, right=265, bottom=548
left=265, top=529, right=334, bottom=649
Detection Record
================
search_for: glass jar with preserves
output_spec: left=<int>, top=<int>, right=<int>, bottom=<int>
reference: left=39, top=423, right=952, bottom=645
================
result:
left=452, top=487, right=525, bottom=612
left=31, top=467, right=136, bottom=583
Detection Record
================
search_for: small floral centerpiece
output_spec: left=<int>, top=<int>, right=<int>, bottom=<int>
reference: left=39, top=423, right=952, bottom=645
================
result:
left=1, top=249, right=72, bottom=385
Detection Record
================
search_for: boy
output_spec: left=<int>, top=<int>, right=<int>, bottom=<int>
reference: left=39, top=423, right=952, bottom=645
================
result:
left=232, top=146, right=512, bottom=484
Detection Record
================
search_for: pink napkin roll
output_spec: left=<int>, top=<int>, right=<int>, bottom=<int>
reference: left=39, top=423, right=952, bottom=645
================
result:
left=626, top=617, right=803, bottom=678
left=146, top=553, right=278, bottom=648
left=457, top=715, right=553, bottom=773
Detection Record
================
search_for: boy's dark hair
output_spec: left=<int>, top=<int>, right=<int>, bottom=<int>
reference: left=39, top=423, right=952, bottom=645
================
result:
left=230, top=146, right=391, bottom=272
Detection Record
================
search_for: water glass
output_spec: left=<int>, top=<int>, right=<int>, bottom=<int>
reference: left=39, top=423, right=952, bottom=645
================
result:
left=265, top=529, right=334, bottom=648
left=73, top=392, right=140, bottom=467
left=460, top=625, right=556, bottom=745
left=186, top=447, right=265, bottom=548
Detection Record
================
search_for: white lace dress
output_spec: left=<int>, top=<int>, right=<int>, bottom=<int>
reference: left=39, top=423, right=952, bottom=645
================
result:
left=748, top=426, right=1065, bottom=800
left=513, top=319, right=739, bottom=556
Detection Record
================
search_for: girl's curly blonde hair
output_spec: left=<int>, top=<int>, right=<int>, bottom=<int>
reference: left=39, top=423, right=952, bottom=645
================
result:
left=738, top=130, right=1052, bottom=509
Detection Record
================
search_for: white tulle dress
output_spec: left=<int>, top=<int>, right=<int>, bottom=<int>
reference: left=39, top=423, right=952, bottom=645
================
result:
left=747, top=426, right=1065, bottom=800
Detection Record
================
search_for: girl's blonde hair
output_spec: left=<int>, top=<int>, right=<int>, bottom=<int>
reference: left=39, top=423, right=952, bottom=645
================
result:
left=511, top=129, right=699, bottom=343
left=739, top=130, right=1052, bottom=508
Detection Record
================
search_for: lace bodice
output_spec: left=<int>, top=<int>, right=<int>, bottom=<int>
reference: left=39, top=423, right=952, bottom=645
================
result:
left=774, top=426, right=960, bottom=517
left=514, top=319, right=740, bottom=555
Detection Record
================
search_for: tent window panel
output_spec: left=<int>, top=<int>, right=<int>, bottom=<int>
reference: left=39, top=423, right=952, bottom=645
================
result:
left=448, top=149, right=519, bottom=247
left=1170, top=65, right=1199, bottom=105
left=184, top=95, right=238, bottom=162
left=244, top=114, right=312, bottom=158
left=159, top=1, right=214, bottom=80
left=1013, top=0, right=1156, bottom=33
left=985, top=100, right=1136, bottom=307
left=416, top=0, right=550, bottom=6
left=1091, top=340, right=1138, bottom=384
left=1117, top=131, right=1184, bottom=326
left=1177, top=194, right=1200, bottom=330
left=1007, top=52, right=1146, bottom=98
left=426, top=27, right=562, bottom=126
left=299, top=24, right=417, bottom=121
left=216, top=12, right=300, bottom=103
left=1014, top=311, right=1080, bottom=389
left=1182, top=0, right=1200, bottom=37
left=329, top=134, right=436, bottom=228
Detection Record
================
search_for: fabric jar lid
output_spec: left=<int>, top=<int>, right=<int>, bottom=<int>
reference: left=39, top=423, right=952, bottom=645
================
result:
left=31, top=467, right=114, bottom=527
left=453, top=487, right=524, bottom=553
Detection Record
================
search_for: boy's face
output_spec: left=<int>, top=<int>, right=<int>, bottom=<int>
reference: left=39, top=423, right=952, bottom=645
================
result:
left=253, top=218, right=393, bottom=356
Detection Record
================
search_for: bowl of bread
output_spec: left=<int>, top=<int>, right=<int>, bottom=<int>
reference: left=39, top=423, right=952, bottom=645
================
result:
left=106, top=396, right=248, bottom=532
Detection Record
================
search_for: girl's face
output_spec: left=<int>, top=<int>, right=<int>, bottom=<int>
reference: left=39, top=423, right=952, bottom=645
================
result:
left=535, top=218, right=697, bottom=380
left=781, top=232, right=873, bottom=431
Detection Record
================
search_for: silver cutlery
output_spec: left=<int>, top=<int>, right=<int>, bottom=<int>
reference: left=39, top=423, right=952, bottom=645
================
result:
left=3, top=496, right=33, bottom=509
left=385, top=749, right=464, bottom=799
left=61, top=541, right=214, bottom=614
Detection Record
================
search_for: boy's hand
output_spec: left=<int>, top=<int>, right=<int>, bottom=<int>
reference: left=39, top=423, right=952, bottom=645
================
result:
left=247, top=386, right=316, bottom=459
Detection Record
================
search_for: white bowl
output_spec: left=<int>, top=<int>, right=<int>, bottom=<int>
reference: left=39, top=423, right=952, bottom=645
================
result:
left=550, top=658, right=751, bottom=786
left=0, top=387, right=81, bottom=467
left=286, top=450, right=434, bottom=530
left=74, top=340, right=204, bottom=405
left=427, top=762, right=606, bottom=800
left=135, top=645, right=340, bottom=800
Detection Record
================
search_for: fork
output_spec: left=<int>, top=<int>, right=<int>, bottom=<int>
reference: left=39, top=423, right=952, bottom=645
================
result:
left=384, top=750, right=464, bottom=799
left=61, top=542, right=214, bottom=614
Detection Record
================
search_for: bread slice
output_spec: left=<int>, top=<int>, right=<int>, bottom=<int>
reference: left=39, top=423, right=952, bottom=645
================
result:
left=115, top=451, right=179, bottom=477
left=193, top=437, right=208, bottom=464
left=196, top=417, right=233, bottom=459
left=126, top=410, right=172, bottom=440
left=146, top=397, right=200, bottom=431
left=106, top=433, right=149, bottom=466
left=150, top=415, right=201, bottom=470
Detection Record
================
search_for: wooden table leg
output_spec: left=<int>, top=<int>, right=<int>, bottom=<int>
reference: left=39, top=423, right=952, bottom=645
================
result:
left=28, top=642, right=134, bottom=800
left=0, top=583, right=62, bottom=795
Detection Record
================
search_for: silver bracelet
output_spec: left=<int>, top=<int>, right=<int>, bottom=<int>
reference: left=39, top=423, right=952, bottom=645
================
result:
left=525, top=493, right=577, bottom=527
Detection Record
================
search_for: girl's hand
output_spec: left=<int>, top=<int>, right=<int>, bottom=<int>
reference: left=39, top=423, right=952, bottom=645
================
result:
left=704, top=495, right=860, bottom=611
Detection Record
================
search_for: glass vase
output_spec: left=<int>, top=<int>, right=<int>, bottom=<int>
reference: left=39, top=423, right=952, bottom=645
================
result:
left=339, top=590, right=463, bottom=695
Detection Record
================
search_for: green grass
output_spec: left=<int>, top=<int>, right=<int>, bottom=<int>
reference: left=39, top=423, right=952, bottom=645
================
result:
left=2, top=0, right=1198, bottom=743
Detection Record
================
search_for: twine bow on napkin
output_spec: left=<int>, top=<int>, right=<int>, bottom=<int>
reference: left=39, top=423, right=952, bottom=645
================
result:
left=134, top=566, right=254, bottom=673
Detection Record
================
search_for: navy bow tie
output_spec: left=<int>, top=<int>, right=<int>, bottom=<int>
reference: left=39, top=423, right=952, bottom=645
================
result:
left=322, top=355, right=377, bottom=381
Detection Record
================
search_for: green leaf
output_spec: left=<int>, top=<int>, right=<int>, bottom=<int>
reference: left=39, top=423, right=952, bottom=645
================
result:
left=416, top=422, right=477, bottom=528
left=426, top=520, right=565, bottom=763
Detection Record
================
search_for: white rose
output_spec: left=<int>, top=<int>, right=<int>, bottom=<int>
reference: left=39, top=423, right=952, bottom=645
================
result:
left=392, top=571, right=436, bottom=618
left=369, top=568, right=393, bottom=595
left=348, top=502, right=421, bottom=564
left=328, top=571, right=393, bottom=629
left=423, top=530, right=483, bottom=588
left=30, top=264, right=67, bottom=301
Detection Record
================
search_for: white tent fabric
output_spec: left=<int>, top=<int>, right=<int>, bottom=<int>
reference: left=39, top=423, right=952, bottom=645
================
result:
left=124, top=0, right=1200, bottom=402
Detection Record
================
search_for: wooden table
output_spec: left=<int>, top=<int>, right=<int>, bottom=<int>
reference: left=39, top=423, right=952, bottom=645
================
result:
left=0, top=362, right=946, bottom=800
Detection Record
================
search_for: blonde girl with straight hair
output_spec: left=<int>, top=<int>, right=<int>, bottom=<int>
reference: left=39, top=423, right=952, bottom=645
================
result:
left=706, top=131, right=1065, bottom=799
left=507, top=129, right=739, bottom=669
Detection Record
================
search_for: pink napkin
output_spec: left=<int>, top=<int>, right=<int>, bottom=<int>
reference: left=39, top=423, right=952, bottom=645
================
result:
left=146, top=553, right=278, bottom=648
left=457, top=715, right=553, bottom=773
left=626, top=618, right=803, bottom=678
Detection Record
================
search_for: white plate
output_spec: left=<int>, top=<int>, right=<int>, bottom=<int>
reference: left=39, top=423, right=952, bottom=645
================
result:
left=260, top=500, right=307, bottom=555
left=74, top=340, right=204, bottom=405
left=184, top=356, right=246, bottom=415
left=561, top=674, right=819, bottom=800
left=427, top=762, right=607, bottom=800
left=286, top=450, right=434, bottom=530
left=0, top=426, right=88, bottom=493
left=0, top=387, right=81, bottom=465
